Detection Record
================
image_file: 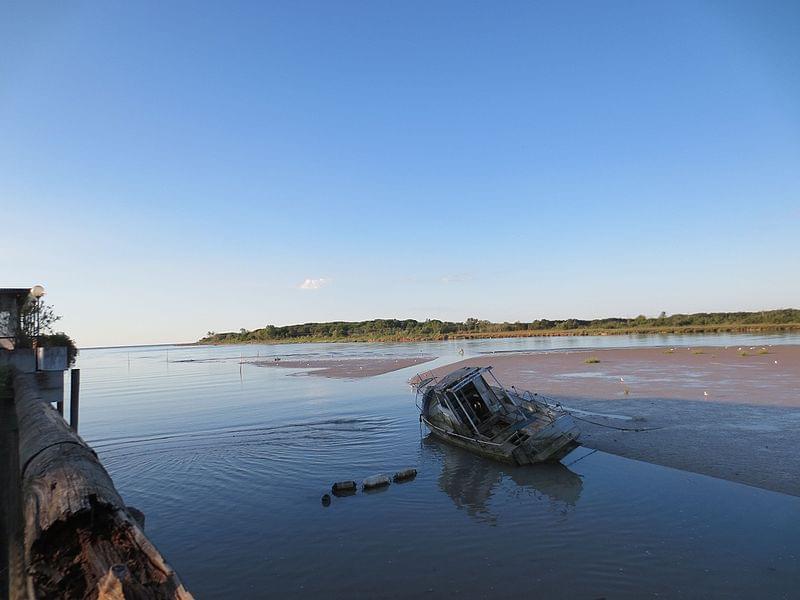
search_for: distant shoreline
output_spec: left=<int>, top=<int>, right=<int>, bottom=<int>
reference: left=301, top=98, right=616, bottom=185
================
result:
left=198, top=322, right=800, bottom=346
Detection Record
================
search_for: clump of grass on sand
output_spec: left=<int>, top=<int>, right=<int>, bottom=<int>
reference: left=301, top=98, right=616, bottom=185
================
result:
left=739, top=351, right=750, bottom=357
left=692, top=350, right=705, bottom=355
left=584, top=357, right=601, bottom=364
left=757, top=348, right=770, bottom=355
left=663, top=348, right=675, bottom=354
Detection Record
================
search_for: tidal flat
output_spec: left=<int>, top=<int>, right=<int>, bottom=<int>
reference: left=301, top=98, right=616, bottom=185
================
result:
left=424, top=344, right=800, bottom=496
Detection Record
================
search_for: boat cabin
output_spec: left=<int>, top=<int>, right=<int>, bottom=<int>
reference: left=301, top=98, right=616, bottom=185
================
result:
left=424, top=367, right=517, bottom=435
left=417, top=365, right=581, bottom=464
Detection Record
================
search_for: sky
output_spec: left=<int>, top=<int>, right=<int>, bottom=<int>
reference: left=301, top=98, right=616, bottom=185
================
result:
left=1, top=1, right=799, bottom=347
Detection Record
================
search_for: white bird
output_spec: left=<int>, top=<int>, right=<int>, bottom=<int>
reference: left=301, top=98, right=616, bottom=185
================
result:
left=775, top=360, right=779, bottom=365
left=620, top=377, right=624, bottom=382
left=703, top=391, right=708, bottom=397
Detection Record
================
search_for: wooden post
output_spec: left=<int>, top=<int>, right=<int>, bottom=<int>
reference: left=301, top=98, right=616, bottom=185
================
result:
left=69, top=368, right=80, bottom=432
left=1, top=377, right=26, bottom=599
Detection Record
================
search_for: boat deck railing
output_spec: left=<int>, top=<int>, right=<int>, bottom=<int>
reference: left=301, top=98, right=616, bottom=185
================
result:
left=410, top=369, right=440, bottom=390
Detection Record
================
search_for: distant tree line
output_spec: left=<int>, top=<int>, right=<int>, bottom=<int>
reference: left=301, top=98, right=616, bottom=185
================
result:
left=199, top=309, right=800, bottom=344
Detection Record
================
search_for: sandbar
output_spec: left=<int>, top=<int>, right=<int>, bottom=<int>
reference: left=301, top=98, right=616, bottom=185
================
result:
left=252, top=355, right=437, bottom=378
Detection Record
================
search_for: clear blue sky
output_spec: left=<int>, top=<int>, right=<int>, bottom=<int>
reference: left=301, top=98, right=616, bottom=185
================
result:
left=2, top=1, right=799, bottom=346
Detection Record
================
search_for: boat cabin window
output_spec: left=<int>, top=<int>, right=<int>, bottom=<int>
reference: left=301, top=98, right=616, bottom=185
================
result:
left=439, top=391, right=473, bottom=426
left=458, top=382, right=492, bottom=423
left=471, top=376, right=501, bottom=407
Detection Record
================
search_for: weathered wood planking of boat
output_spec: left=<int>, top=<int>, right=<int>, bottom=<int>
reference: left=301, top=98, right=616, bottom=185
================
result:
left=413, top=366, right=580, bottom=465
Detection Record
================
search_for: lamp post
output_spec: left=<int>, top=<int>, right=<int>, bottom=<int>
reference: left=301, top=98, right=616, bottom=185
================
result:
left=30, top=284, right=45, bottom=369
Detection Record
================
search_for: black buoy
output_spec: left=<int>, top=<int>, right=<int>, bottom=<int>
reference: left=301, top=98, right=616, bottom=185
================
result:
left=362, top=474, right=391, bottom=490
left=331, top=480, right=357, bottom=496
left=321, top=493, right=331, bottom=506
left=393, top=468, right=417, bottom=483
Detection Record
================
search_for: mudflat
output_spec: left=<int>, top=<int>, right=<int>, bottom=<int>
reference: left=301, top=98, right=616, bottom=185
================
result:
left=252, top=355, right=437, bottom=378
left=423, top=345, right=800, bottom=496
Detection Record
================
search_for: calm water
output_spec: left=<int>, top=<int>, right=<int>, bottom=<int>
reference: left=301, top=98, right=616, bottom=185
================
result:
left=75, top=334, right=800, bottom=598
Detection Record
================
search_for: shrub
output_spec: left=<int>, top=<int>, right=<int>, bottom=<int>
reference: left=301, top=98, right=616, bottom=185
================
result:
left=38, top=333, right=79, bottom=367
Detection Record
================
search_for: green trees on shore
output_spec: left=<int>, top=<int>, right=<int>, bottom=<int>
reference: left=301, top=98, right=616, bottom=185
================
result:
left=198, top=309, right=800, bottom=344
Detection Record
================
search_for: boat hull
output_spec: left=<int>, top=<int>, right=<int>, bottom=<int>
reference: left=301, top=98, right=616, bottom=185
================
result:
left=423, top=414, right=580, bottom=465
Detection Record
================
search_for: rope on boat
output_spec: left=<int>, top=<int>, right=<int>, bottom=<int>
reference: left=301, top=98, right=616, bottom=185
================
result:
left=565, top=413, right=665, bottom=432
left=531, top=392, right=665, bottom=432
left=565, top=448, right=599, bottom=467
left=510, top=386, right=665, bottom=433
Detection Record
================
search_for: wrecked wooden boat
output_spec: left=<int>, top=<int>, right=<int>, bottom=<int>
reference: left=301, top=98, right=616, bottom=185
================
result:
left=414, top=366, right=580, bottom=465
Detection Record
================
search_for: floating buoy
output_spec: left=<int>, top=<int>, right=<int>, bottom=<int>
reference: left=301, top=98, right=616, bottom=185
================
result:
left=331, top=480, right=357, bottom=495
left=393, top=468, right=417, bottom=483
left=362, top=474, right=391, bottom=490
left=321, top=494, right=331, bottom=506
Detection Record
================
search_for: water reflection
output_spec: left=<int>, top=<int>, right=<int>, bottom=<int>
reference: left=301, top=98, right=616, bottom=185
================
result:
left=427, top=437, right=583, bottom=524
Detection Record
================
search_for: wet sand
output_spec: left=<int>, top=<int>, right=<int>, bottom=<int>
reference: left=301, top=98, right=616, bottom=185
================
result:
left=252, top=355, right=437, bottom=378
left=424, top=345, right=800, bottom=496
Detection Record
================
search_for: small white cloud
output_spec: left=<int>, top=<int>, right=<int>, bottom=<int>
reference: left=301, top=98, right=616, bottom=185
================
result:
left=298, top=277, right=332, bottom=290
left=440, top=273, right=472, bottom=284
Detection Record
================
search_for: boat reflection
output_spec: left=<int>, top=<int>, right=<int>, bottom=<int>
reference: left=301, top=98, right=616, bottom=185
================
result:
left=425, top=436, right=584, bottom=524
